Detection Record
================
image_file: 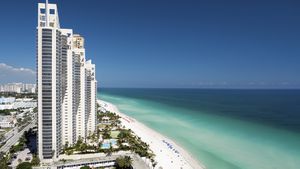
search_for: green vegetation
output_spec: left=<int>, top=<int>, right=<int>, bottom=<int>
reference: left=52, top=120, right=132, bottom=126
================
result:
left=17, top=113, right=32, bottom=127
left=3, top=128, right=12, bottom=132
left=110, top=130, right=120, bottom=138
left=31, top=155, right=40, bottom=166
left=0, top=128, right=36, bottom=168
left=0, top=128, right=12, bottom=141
left=0, top=152, right=9, bottom=169
left=0, top=109, right=18, bottom=115
left=98, top=111, right=121, bottom=127
left=16, top=162, right=32, bottom=169
left=62, top=108, right=155, bottom=165
left=10, top=134, right=26, bottom=154
left=80, top=166, right=90, bottom=169
left=0, top=92, right=37, bottom=99
left=117, top=129, right=154, bottom=158
left=64, top=137, right=97, bottom=155
left=115, top=156, right=133, bottom=169
left=9, top=129, right=33, bottom=154
left=0, top=161, right=9, bottom=169
left=117, top=130, right=130, bottom=139
left=102, top=126, right=111, bottom=139
left=32, top=107, right=37, bottom=113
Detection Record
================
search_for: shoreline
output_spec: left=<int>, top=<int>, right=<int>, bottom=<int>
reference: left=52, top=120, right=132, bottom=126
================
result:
left=98, top=99, right=205, bottom=169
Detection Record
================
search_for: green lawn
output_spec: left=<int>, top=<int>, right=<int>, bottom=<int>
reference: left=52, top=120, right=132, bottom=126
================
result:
left=0, top=127, right=12, bottom=135
left=110, top=130, right=120, bottom=138
left=98, top=124, right=108, bottom=129
left=4, top=128, right=12, bottom=132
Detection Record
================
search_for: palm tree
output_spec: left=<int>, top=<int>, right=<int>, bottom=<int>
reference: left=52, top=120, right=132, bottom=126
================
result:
left=79, top=143, right=88, bottom=153
left=107, top=143, right=113, bottom=156
left=115, top=157, right=125, bottom=168
left=31, top=155, right=40, bottom=166
left=115, top=156, right=132, bottom=169
left=124, top=156, right=133, bottom=168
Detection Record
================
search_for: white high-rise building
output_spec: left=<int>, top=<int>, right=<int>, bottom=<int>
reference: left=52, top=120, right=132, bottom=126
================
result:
left=60, top=28, right=76, bottom=148
left=85, top=60, right=97, bottom=136
left=73, top=34, right=87, bottom=140
left=37, top=2, right=62, bottom=161
left=0, top=83, right=36, bottom=93
left=37, top=1, right=97, bottom=161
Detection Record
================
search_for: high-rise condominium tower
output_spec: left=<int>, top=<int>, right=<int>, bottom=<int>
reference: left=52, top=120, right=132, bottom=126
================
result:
left=37, top=1, right=97, bottom=161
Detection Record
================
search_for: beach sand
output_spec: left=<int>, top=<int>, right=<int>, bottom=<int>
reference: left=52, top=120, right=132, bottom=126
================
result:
left=98, top=99, right=204, bottom=169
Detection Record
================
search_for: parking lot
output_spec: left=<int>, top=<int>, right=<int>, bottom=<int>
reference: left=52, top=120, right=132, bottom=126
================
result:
left=11, top=148, right=32, bottom=167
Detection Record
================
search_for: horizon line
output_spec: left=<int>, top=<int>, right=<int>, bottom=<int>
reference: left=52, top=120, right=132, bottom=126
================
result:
left=97, top=87, right=300, bottom=90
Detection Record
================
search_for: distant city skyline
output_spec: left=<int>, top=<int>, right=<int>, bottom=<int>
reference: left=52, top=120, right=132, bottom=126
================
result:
left=0, top=82, right=36, bottom=93
left=1, top=0, right=300, bottom=88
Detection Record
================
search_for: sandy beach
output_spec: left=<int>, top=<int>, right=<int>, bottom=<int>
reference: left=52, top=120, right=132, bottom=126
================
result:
left=98, top=99, right=204, bottom=169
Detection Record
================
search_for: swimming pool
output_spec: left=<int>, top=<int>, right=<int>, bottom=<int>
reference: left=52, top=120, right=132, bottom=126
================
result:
left=101, top=139, right=117, bottom=149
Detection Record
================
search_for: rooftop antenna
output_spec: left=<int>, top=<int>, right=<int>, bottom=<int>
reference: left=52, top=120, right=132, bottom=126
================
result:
left=45, top=0, right=49, bottom=27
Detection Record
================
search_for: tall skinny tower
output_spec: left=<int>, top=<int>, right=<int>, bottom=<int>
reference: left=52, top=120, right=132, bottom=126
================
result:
left=37, top=2, right=62, bottom=160
left=37, top=1, right=97, bottom=161
left=85, top=60, right=97, bottom=135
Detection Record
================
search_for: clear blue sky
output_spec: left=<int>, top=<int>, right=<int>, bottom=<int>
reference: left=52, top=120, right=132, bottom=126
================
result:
left=0, top=0, right=300, bottom=88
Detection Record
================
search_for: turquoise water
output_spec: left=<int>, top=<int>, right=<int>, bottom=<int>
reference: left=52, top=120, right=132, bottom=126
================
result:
left=101, top=139, right=117, bottom=149
left=98, top=89, right=300, bottom=169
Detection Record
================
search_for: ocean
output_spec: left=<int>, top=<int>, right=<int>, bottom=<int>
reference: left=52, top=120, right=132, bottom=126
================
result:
left=98, top=88, right=300, bottom=169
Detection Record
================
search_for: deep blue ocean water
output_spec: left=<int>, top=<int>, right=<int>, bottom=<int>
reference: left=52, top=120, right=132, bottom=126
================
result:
left=98, top=88, right=300, bottom=169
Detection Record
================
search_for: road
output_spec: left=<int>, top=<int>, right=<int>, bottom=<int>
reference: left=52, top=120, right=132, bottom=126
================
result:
left=0, top=123, right=35, bottom=153
left=1, top=127, right=18, bottom=144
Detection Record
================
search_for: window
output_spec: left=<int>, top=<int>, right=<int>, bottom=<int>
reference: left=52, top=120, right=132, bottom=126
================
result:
left=40, top=8, right=46, bottom=14
left=50, top=9, right=55, bottom=14
left=40, top=16, right=46, bottom=21
left=40, top=22, right=46, bottom=27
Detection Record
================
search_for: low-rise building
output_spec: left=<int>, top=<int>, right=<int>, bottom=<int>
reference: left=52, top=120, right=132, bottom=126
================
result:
left=0, top=97, right=15, bottom=104
left=0, top=104, right=13, bottom=110
left=0, top=115, right=14, bottom=128
left=12, top=101, right=36, bottom=109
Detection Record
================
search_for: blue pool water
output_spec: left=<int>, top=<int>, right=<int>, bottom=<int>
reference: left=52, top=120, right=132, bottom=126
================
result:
left=101, top=139, right=117, bottom=149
